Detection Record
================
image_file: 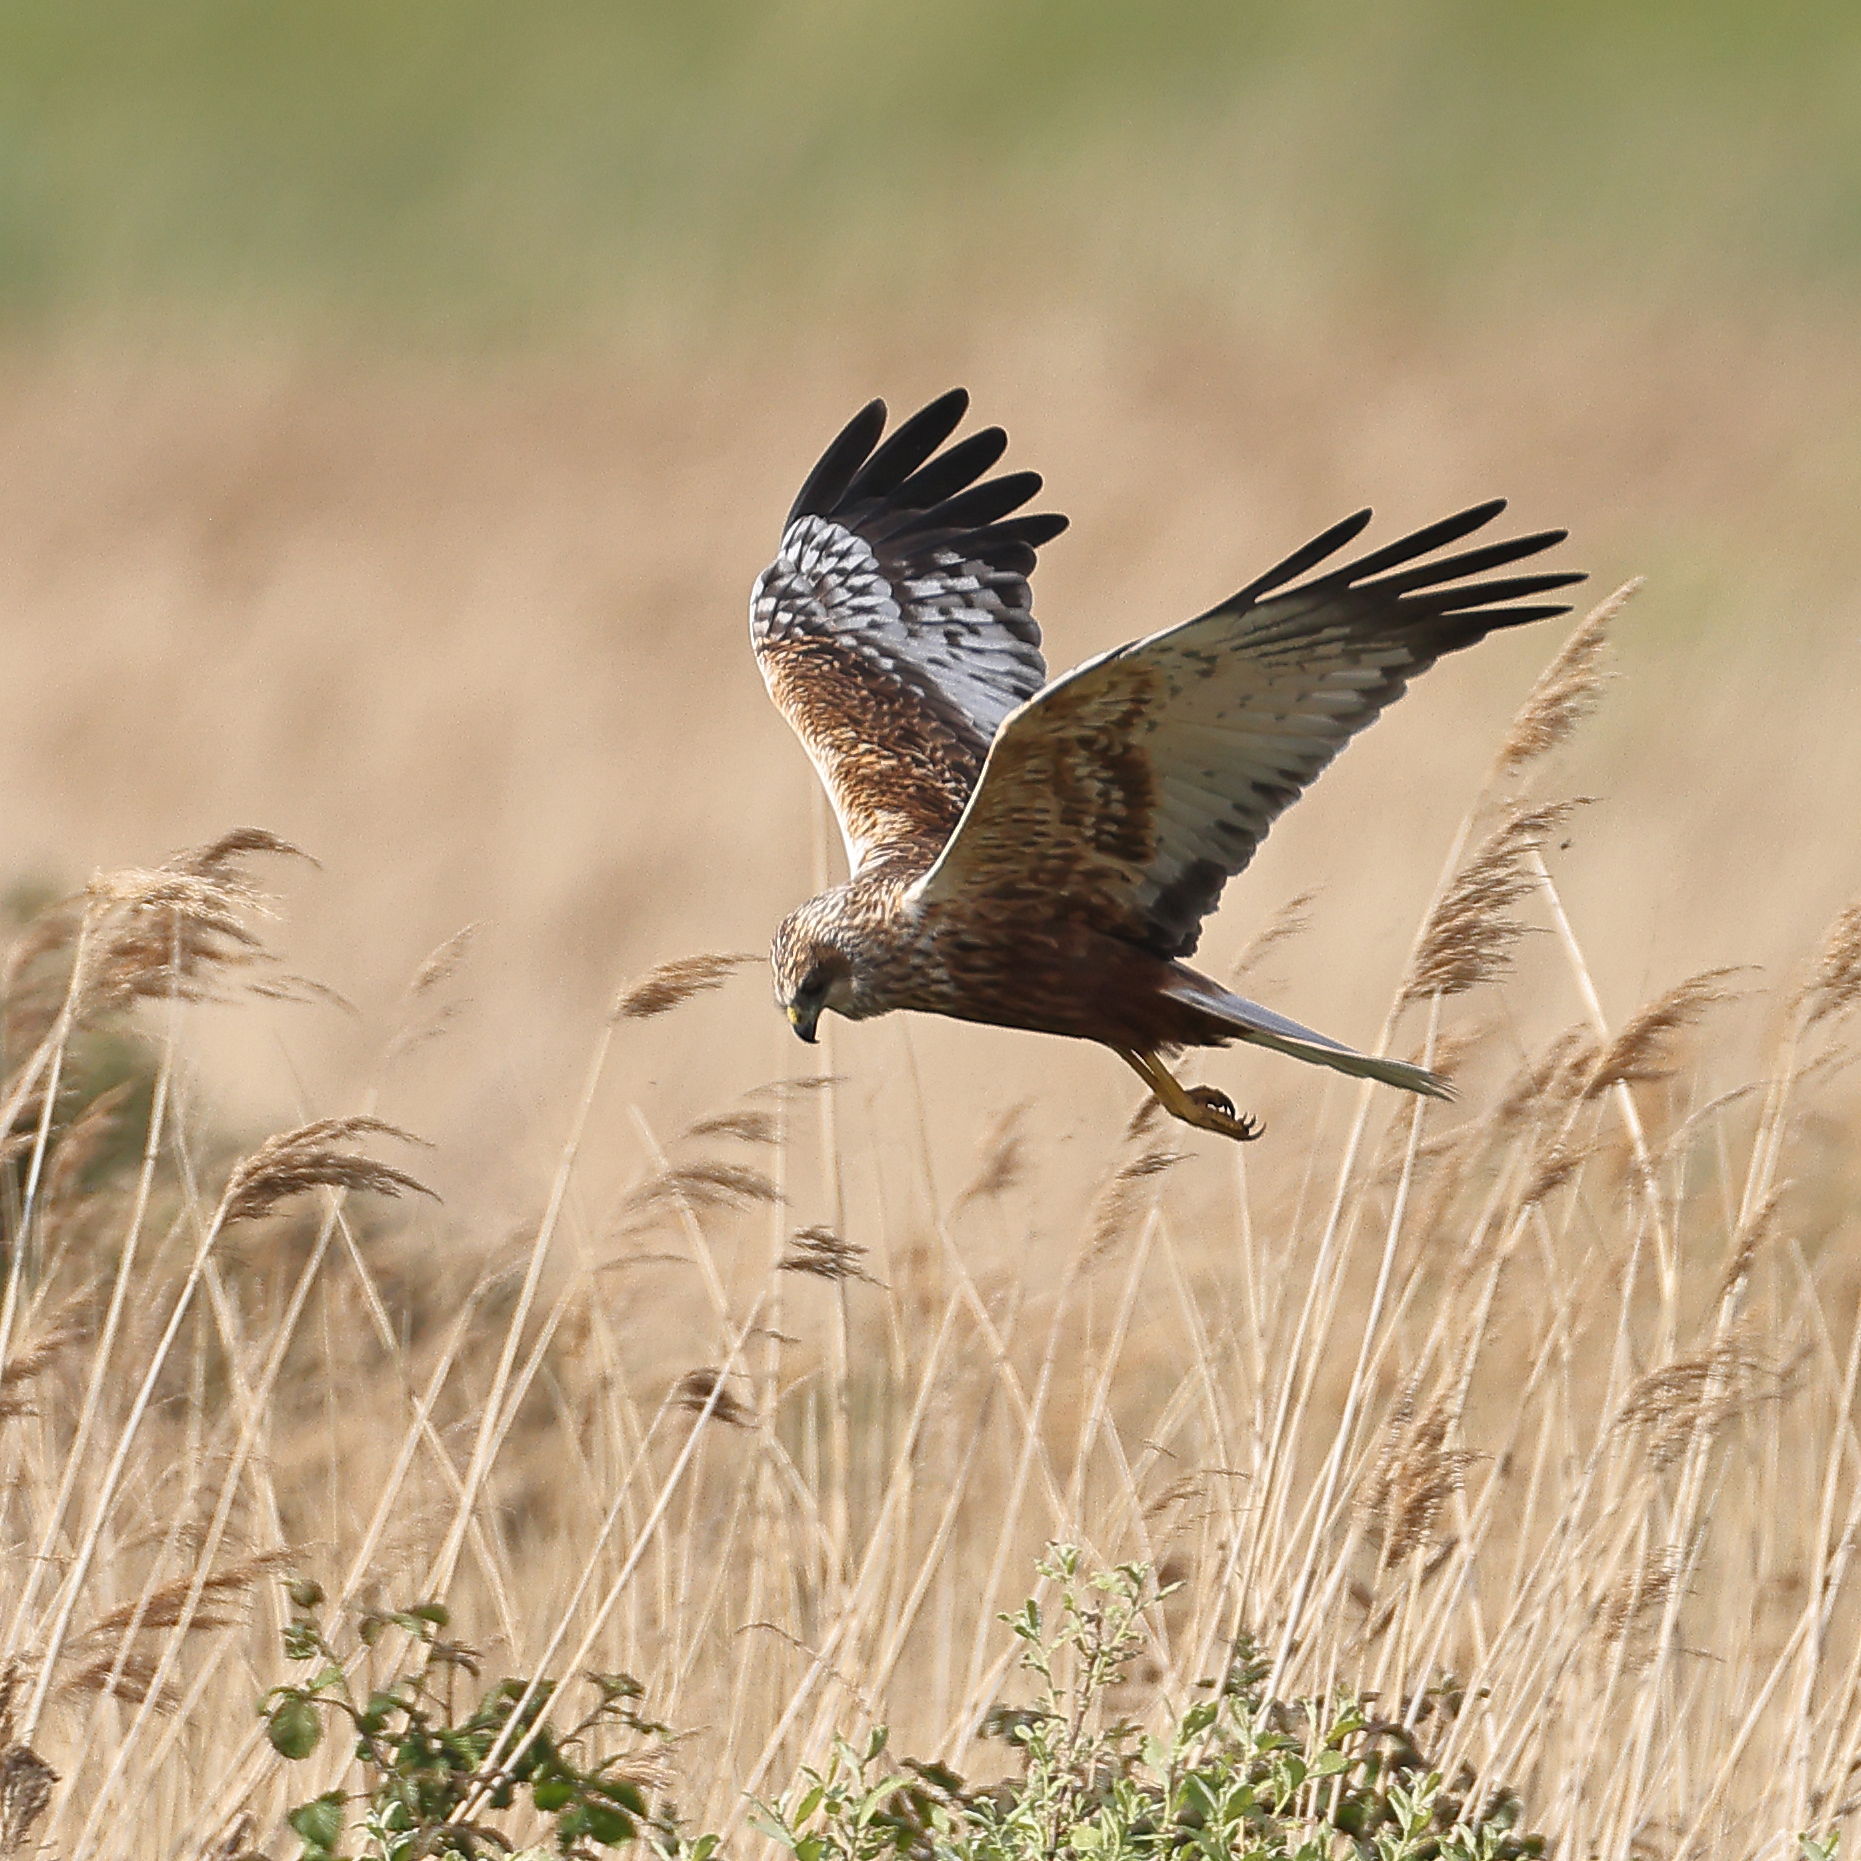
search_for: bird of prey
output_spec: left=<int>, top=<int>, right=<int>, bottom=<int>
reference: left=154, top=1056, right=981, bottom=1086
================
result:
left=750, top=390, right=1583, bottom=1139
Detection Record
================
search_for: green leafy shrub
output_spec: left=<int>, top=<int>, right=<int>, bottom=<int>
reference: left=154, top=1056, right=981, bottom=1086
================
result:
left=263, top=1584, right=662, bottom=1861
left=259, top=1553, right=1843, bottom=1860
left=755, top=1547, right=1545, bottom=1861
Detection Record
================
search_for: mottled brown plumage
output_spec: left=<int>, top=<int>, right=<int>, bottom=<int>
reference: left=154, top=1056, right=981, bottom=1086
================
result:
left=751, top=390, right=1584, bottom=1138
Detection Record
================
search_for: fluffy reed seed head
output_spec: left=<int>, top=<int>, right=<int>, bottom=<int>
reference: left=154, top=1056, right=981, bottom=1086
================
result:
left=1615, top=1342, right=1787, bottom=1472
left=1491, top=1027, right=1598, bottom=1135
left=1085, top=1149, right=1182, bottom=1265
left=220, top=1116, right=435, bottom=1226
left=82, top=828, right=312, bottom=1014
left=1, top=909, right=87, bottom=1059
left=1492, top=581, right=1637, bottom=779
left=1359, top=1389, right=1474, bottom=1563
left=1229, top=888, right=1317, bottom=982
left=1596, top=1546, right=1683, bottom=1652
left=62, top=1551, right=293, bottom=1709
left=954, top=1103, right=1030, bottom=1208
left=1797, top=901, right=1861, bottom=1031
left=778, top=1226, right=880, bottom=1284
left=672, top=1368, right=756, bottom=1428
left=1402, top=801, right=1586, bottom=1005
left=1721, top=1186, right=1786, bottom=1297
left=0, top=1664, right=54, bottom=1856
left=623, top=1159, right=780, bottom=1225
left=0, top=1299, right=92, bottom=1421
left=682, top=1108, right=780, bottom=1146
left=612, top=953, right=755, bottom=1020
left=1521, top=1135, right=1595, bottom=1207
left=406, top=923, right=478, bottom=1000
left=1583, top=967, right=1745, bottom=1098
left=383, top=924, right=480, bottom=1065
left=38, top=1081, right=137, bottom=1219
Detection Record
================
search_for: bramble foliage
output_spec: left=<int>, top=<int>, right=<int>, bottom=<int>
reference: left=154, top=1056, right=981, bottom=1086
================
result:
left=262, top=1584, right=660, bottom=1861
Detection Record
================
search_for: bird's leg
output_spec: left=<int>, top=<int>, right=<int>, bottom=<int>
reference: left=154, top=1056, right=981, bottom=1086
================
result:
left=1115, top=1048, right=1263, bottom=1142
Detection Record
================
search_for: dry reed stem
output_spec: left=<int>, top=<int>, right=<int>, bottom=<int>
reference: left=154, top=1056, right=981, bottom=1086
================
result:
left=451, top=1295, right=773, bottom=1829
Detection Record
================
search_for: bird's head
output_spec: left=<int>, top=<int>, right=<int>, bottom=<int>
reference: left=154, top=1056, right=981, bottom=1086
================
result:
left=771, top=898, right=862, bottom=1043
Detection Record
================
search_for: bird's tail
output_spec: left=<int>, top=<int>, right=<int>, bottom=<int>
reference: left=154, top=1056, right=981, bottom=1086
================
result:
left=1161, top=970, right=1453, bottom=1101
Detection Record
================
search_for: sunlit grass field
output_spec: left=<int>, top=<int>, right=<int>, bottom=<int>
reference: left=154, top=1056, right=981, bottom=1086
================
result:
left=5, top=629, right=1861, bottom=1855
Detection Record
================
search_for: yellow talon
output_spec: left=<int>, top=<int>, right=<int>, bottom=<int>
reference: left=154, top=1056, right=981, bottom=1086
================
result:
left=1115, top=1049, right=1263, bottom=1142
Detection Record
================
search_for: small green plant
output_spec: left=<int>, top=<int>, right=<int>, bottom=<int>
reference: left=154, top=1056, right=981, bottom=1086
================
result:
left=262, top=1582, right=661, bottom=1861
left=756, top=1546, right=1547, bottom=1860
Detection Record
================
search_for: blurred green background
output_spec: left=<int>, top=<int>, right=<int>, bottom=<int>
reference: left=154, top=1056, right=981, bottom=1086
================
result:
left=6, top=0, right=1861, bottom=338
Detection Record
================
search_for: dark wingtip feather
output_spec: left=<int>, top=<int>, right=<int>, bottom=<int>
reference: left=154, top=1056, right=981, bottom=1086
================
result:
left=1223, top=508, right=1374, bottom=611
left=1366, top=529, right=1571, bottom=599
left=917, top=469, right=1045, bottom=535
left=1442, top=602, right=1579, bottom=636
left=1422, top=570, right=1589, bottom=615
left=844, top=389, right=970, bottom=505
left=785, top=398, right=888, bottom=527
left=991, top=511, right=1071, bottom=548
left=890, top=427, right=1010, bottom=511
left=781, top=391, right=1067, bottom=583
left=963, top=511, right=1071, bottom=575
left=1334, top=499, right=1510, bottom=584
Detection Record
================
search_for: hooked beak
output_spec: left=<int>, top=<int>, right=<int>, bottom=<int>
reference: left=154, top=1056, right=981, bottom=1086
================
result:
left=786, top=1001, right=820, bottom=1044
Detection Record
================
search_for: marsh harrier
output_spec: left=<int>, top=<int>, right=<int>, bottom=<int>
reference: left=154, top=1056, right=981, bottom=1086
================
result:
left=752, top=391, right=1582, bottom=1138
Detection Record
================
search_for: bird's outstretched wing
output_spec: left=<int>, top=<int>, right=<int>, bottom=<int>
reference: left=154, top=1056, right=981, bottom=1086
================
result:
left=914, top=502, right=1585, bottom=957
left=751, top=390, right=1068, bottom=870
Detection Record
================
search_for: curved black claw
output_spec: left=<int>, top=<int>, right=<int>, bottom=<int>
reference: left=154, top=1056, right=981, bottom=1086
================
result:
left=1186, top=1086, right=1265, bottom=1143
